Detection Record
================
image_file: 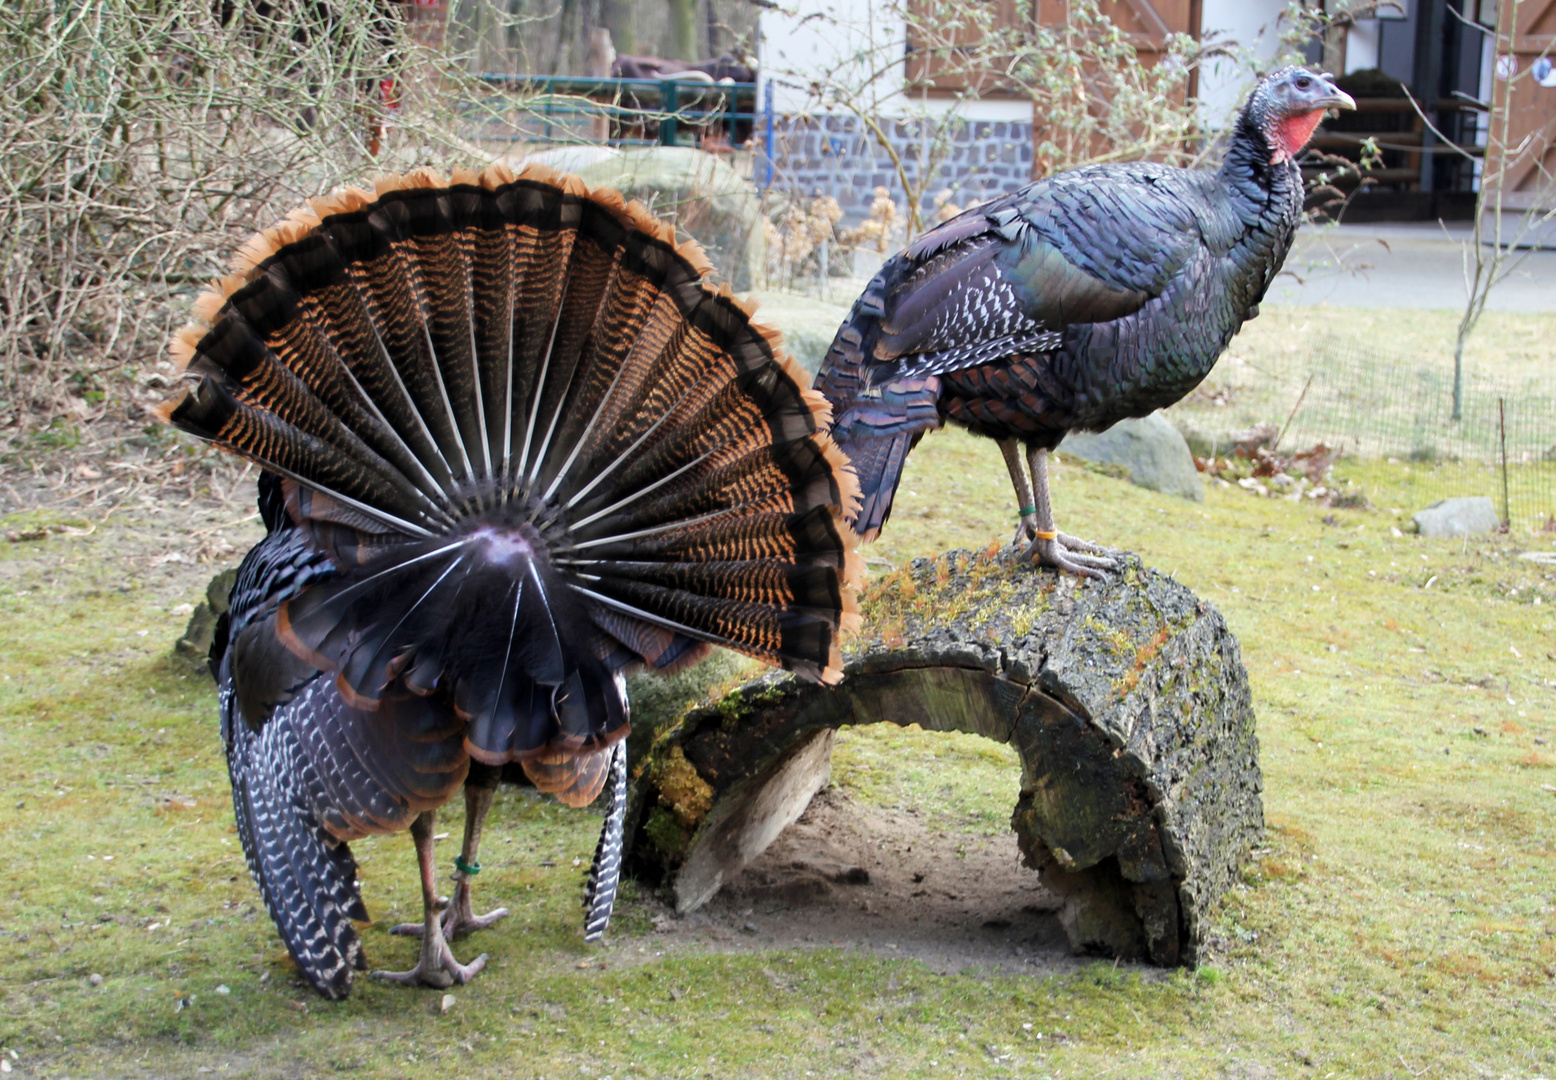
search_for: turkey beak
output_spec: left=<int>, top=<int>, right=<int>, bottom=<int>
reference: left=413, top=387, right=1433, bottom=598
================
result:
left=1313, top=81, right=1356, bottom=113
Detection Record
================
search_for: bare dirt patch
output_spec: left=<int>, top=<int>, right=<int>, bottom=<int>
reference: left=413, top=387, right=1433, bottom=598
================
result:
left=642, top=786, right=1083, bottom=977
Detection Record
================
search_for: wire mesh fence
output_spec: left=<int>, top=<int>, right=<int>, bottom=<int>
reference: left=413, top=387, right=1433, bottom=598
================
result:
left=1172, top=334, right=1556, bottom=531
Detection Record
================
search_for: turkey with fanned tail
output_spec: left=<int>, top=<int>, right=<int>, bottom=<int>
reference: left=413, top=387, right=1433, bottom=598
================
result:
left=164, top=163, right=861, bottom=998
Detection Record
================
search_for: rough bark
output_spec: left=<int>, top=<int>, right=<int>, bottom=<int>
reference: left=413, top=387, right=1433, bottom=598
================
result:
left=624, top=550, right=1263, bottom=967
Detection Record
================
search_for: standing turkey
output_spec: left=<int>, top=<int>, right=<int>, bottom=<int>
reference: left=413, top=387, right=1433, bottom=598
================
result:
left=162, top=164, right=861, bottom=998
left=817, top=66, right=1354, bottom=576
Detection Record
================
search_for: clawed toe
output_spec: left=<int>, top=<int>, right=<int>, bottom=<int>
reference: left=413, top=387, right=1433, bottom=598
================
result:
left=371, top=947, right=488, bottom=989
left=1056, top=532, right=1117, bottom=557
left=1021, top=537, right=1119, bottom=580
left=1064, top=548, right=1119, bottom=569
left=445, top=905, right=509, bottom=940
left=389, top=895, right=450, bottom=937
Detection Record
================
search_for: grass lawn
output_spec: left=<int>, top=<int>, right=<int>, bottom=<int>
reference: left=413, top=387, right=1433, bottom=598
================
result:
left=1, top=422, right=1554, bottom=1078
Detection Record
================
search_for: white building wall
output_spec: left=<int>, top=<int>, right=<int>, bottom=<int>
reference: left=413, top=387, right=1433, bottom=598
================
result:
left=1196, top=0, right=1288, bottom=128
left=756, top=2, right=1030, bottom=122
left=1345, top=19, right=1382, bottom=74
left=762, top=0, right=1297, bottom=127
left=757, top=0, right=906, bottom=115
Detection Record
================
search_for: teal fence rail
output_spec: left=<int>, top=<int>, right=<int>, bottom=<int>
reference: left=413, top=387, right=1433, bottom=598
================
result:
left=472, top=74, right=757, bottom=150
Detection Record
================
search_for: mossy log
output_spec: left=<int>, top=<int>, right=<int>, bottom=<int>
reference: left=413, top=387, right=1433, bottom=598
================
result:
left=624, top=550, right=1263, bottom=967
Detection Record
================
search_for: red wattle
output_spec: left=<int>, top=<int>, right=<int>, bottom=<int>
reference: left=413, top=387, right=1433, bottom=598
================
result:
left=1271, top=110, right=1327, bottom=162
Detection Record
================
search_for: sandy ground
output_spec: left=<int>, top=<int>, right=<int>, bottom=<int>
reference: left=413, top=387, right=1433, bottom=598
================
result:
left=640, top=786, right=1085, bottom=978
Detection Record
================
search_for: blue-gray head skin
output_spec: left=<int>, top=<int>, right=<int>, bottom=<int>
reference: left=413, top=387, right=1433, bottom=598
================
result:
left=1242, top=66, right=1357, bottom=163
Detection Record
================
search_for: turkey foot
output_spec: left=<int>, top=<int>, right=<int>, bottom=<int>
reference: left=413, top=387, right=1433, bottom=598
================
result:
left=389, top=774, right=508, bottom=940
left=373, top=811, right=490, bottom=989
left=388, top=883, right=509, bottom=941
left=1022, top=533, right=1118, bottom=579
left=390, top=879, right=509, bottom=941
left=1018, top=446, right=1119, bottom=580
left=374, top=906, right=489, bottom=989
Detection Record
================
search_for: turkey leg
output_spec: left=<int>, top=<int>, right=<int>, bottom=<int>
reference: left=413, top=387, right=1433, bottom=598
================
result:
left=1020, top=446, right=1119, bottom=579
left=372, top=810, right=489, bottom=988
left=1000, top=439, right=1040, bottom=547
left=390, top=764, right=509, bottom=940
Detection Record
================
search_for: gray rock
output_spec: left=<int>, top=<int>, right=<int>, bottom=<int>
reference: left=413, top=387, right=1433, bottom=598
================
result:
left=1164, top=414, right=1218, bottom=458
left=741, top=291, right=850, bottom=376
left=516, top=145, right=623, bottom=175
left=177, top=566, right=239, bottom=666
left=560, top=147, right=768, bottom=292
left=1061, top=414, right=1204, bottom=501
left=1413, top=496, right=1502, bottom=537
left=625, top=550, right=1263, bottom=967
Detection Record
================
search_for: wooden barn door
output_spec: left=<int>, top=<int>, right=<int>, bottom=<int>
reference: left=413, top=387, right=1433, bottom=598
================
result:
left=904, top=0, right=1025, bottom=96
left=906, top=0, right=1200, bottom=97
left=1485, top=0, right=1556, bottom=226
left=1027, top=0, right=1200, bottom=177
left=1036, top=0, right=1199, bottom=70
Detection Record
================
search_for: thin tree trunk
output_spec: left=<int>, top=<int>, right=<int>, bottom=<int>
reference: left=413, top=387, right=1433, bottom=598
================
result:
left=554, top=0, right=583, bottom=74
left=601, top=0, right=633, bottom=54
left=1451, top=332, right=1466, bottom=422
left=667, top=0, right=696, bottom=60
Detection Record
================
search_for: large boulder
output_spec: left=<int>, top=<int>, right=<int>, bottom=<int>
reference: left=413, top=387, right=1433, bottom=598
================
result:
left=540, top=147, right=767, bottom=292
left=625, top=550, right=1263, bottom=967
left=1163, top=413, right=1218, bottom=459
left=1413, top=496, right=1502, bottom=538
left=742, top=291, right=850, bottom=376
left=1061, top=414, right=1204, bottom=501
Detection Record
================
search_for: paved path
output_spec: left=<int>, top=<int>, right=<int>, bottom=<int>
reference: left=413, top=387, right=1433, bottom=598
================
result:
left=1267, top=222, right=1556, bottom=313
left=765, top=221, right=1556, bottom=336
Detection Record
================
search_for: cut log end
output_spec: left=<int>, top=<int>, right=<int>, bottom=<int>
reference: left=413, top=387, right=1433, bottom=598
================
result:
left=625, top=550, right=1263, bottom=967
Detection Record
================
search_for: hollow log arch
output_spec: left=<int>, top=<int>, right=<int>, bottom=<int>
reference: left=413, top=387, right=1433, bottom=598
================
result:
left=623, top=550, right=1263, bottom=966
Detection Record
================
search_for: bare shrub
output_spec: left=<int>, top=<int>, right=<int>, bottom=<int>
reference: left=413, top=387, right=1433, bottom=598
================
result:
left=1010, top=1, right=1212, bottom=178
left=0, top=0, right=509, bottom=436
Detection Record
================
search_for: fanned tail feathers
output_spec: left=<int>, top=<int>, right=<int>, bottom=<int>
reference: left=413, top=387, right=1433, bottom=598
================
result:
left=163, top=164, right=862, bottom=772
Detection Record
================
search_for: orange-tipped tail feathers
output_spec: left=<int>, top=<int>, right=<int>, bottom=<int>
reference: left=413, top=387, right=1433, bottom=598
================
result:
left=162, top=163, right=861, bottom=765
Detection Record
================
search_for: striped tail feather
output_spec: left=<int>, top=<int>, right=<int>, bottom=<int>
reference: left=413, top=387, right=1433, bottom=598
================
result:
left=222, top=677, right=370, bottom=1000
left=582, top=740, right=628, bottom=943
left=161, top=163, right=861, bottom=774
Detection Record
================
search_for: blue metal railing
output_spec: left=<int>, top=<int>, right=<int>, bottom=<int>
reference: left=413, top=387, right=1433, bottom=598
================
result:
left=763, top=79, right=775, bottom=188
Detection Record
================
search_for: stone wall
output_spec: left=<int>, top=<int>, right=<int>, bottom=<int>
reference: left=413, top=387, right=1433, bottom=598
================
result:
left=759, top=113, right=1033, bottom=217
